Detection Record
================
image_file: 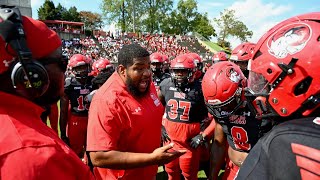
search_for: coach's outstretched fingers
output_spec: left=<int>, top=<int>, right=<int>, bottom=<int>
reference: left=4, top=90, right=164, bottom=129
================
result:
left=151, top=143, right=186, bottom=165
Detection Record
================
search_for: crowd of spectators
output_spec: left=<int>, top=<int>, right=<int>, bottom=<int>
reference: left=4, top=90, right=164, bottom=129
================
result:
left=48, top=25, right=83, bottom=34
left=61, top=32, right=215, bottom=66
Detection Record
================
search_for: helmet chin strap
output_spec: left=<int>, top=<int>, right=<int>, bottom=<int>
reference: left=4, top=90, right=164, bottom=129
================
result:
left=245, top=57, right=301, bottom=119
left=244, top=87, right=278, bottom=119
left=272, top=57, right=298, bottom=89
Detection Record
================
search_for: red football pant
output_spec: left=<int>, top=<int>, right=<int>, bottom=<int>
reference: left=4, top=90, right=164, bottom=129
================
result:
left=223, top=158, right=239, bottom=180
left=67, top=114, right=88, bottom=158
left=49, top=103, right=59, bottom=134
left=163, top=119, right=201, bottom=180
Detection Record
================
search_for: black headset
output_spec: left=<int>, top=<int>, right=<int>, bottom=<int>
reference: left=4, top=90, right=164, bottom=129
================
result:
left=0, top=5, right=49, bottom=98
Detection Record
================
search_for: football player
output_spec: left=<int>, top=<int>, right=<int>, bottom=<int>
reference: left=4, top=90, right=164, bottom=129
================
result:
left=150, top=52, right=170, bottom=89
left=89, top=58, right=114, bottom=77
left=229, top=42, right=255, bottom=77
left=158, top=54, right=214, bottom=180
left=189, top=52, right=204, bottom=81
left=60, top=54, right=94, bottom=158
left=212, top=51, right=228, bottom=64
left=236, top=12, right=320, bottom=180
left=162, top=54, right=171, bottom=74
left=202, top=61, right=273, bottom=180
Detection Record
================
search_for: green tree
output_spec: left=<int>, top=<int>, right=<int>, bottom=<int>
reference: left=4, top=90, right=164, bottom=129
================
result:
left=161, top=10, right=179, bottom=34
left=124, top=0, right=144, bottom=32
left=55, top=3, right=67, bottom=20
left=37, top=0, right=57, bottom=20
left=142, top=0, right=173, bottom=33
left=101, top=0, right=131, bottom=32
left=80, top=11, right=104, bottom=30
left=194, top=13, right=216, bottom=39
left=162, top=0, right=199, bottom=34
left=214, top=9, right=253, bottom=48
left=65, top=6, right=81, bottom=22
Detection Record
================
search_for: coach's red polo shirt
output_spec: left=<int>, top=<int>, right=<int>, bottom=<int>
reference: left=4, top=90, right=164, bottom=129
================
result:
left=0, top=92, right=94, bottom=180
left=87, top=72, right=164, bottom=180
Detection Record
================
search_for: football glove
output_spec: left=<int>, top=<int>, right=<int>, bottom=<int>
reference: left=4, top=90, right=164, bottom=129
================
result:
left=161, top=126, right=171, bottom=143
left=190, top=134, right=205, bottom=149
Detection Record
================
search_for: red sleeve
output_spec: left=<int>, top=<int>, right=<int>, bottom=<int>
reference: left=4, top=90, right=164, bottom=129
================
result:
left=1, top=147, right=94, bottom=180
left=86, top=96, right=124, bottom=151
left=202, top=115, right=216, bottom=139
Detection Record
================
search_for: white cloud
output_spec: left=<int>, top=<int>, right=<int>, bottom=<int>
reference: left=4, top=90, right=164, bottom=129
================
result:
left=207, top=2, right=224, bottom=7
left=218, top=0, right=293, bottom=48
left=197, top=1, right=225, bottom=15
left=31, top=0, right=45, bottom=18
left=31, top=0, right=43, bottom=7
left=61, top=0, right=73, bottom=7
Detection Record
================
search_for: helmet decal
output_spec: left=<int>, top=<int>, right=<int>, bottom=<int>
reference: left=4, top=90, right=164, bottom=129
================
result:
left=226, top=67, right=242, bottom=83
left=268, top=23, right=311, bottom=59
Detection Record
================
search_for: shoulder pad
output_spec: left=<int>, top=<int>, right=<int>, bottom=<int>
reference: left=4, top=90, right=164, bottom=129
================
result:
left=64, top=77, right=72, bottom=87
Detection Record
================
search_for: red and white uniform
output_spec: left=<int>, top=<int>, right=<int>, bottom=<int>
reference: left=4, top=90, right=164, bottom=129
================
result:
left=87, top=72, right=164, bottom=180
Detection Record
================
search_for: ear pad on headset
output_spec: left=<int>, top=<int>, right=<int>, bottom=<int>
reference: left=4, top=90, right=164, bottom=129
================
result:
left=11, top=61, right=49, bottom=98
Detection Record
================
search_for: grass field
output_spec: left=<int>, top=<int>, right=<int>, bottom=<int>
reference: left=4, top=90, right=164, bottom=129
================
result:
left=203, top=41, right=231, bottom=54
left=156, top=166, right=225, bottom=179
left=156, top=166, right=207, bottom=179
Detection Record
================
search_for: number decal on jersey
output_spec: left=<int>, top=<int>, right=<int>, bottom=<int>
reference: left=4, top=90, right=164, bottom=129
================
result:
left=167, top=99, right=191, bottom=121
left=231, top=126, right=251, bottom=151
left=167, top=99, right=178, bottom=119
left=77, top=95, right=89, bottom=111
left=179, top=101, right=191, bottom=121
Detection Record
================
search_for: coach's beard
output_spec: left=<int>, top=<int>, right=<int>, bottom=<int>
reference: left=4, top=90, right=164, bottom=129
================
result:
left=126, top=76, right=150, bottom=98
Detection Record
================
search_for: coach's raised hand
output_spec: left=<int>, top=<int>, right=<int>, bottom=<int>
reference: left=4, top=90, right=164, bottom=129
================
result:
left=151, top=143, right=186, bottom=165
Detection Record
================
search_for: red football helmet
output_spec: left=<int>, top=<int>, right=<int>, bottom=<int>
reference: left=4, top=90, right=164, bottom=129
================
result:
left=170, top=54, right=196, bottom=88
left=230, top=42, right=255, bottom=62
left=150, top=52, right=164, bottom=63
left=189, top=52, right=203, bottom=71
left=230, top=42, right=255, bottom=72
left=90, top=58, right=114, bottom=77
left=213, top=51, right=228, bottom=63
left=202, top=61, right=247, bottom=118
left=246, top=12, right=320, bottom=118
left=162, top=54, right=169, bottom=63
left=68, top=54, right=90, bottom=78
left=162, top=54, right=170, bottom=74
left=150, top=52, right=164, bottom=73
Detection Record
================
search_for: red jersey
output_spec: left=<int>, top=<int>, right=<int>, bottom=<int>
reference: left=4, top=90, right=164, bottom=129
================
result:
left=87, top=72, right=164, bottom=180
left=0, top=92, right=94, bottom=180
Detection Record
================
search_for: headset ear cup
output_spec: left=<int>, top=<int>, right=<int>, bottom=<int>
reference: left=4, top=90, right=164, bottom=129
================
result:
left=11, top=61, right=49, bottom=98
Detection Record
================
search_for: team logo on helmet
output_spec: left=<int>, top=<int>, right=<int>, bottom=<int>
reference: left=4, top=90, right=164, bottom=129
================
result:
left=267, top=22, right=311, bottom=59
left=226, top=67, right=241, bottom=83
left=313, top=117, right=320, bottom=125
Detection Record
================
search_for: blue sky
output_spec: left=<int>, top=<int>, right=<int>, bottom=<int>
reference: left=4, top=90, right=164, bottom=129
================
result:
left=31, top=0, right=320, bottom=47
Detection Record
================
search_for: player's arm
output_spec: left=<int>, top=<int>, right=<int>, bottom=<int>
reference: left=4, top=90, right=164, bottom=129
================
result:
left=209, top=122, right=227, bottom=180
left=89, top=144, right=186, bottom=169
left=202, top=115, right=215, bottom=140
left=158, top=79, right=167, bottom=106
left=157, top=89, right=166, bottom=106
left=59, top=93, right=69, bottom=143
